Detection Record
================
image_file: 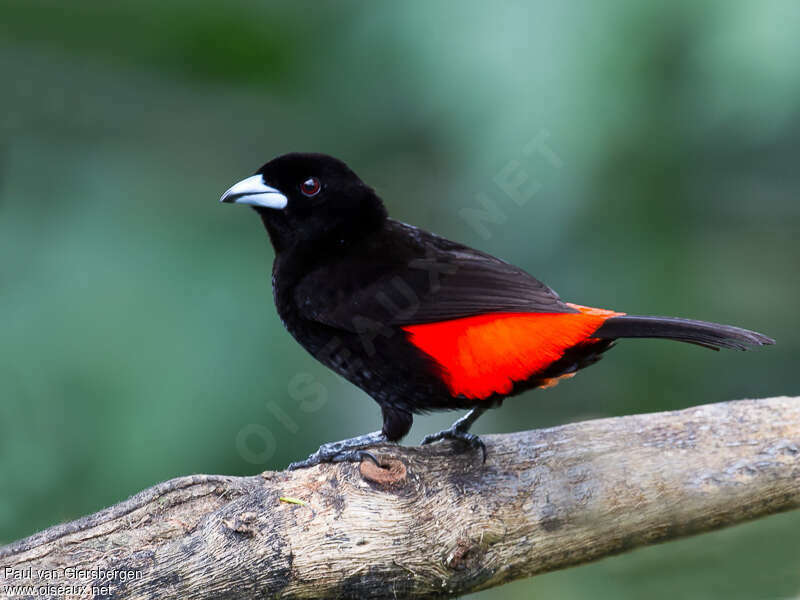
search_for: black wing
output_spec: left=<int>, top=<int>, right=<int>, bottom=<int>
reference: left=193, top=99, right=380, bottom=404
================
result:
left=292, top=220, right=576, bottom=332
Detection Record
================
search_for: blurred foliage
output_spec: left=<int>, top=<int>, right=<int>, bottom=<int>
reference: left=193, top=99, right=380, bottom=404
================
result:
left=1, top=1, right=799, bottom=597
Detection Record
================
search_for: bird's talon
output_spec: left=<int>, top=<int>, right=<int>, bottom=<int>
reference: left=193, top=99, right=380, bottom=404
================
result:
left=420, top=433, right=441, bottom=446
left=420, top=427, right=487, bottom=461
left=287, top=458, right=314, bottom=471
left=287, top=431, right=389, bottom=470
left=355, top=450, right=382, bottom=467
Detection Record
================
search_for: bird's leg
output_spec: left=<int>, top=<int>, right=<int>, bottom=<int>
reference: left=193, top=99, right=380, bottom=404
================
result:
left=287, top=430, right=391, bottom=470
left=420, top=406, right=488, bottom=461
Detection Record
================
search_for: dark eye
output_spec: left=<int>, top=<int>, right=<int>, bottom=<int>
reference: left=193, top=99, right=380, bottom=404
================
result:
left=300, top=177, right=321, bottom=197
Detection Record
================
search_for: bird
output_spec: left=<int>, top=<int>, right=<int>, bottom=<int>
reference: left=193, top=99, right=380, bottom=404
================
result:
left=220, top=152, right=774, bottom=470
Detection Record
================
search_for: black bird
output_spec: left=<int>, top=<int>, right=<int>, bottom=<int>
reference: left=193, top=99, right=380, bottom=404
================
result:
left=220, top=153, right=774, bottom=469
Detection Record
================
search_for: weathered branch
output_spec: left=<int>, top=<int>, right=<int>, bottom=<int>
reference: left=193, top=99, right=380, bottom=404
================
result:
left=1, top=396, right=798, bottom=599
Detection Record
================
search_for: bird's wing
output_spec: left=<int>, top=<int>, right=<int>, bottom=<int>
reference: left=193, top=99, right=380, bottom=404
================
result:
left=292, top=220, right=576, bottom=333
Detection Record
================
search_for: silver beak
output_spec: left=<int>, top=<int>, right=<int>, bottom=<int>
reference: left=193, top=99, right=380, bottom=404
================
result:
left=220, top=175, right=288, bottom=209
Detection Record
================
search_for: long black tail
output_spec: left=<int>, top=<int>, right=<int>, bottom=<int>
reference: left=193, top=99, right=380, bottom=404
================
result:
left=594, top=315, right=775, bottom=351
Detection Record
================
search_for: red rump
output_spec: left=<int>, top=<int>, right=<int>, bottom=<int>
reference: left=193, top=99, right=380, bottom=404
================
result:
left=402, top=304, right=622, bottom=400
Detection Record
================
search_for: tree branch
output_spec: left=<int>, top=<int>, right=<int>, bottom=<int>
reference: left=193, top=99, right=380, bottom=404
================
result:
left=2, top=396, right=799, bottom=599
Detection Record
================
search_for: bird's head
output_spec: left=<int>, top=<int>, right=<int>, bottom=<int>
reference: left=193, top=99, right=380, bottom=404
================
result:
left=220, top=153, right=387, bottom=252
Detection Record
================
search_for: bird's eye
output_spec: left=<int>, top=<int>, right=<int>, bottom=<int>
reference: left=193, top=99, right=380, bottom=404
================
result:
left=300, top=177, right=321, bottom=197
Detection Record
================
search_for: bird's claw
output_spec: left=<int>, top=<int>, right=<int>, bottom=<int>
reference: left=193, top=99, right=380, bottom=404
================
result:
left=421, top=428, right=487, bottom=462
left=288, top=449, right=381, bottom=470
left=287, top=432, right=389, bottom=470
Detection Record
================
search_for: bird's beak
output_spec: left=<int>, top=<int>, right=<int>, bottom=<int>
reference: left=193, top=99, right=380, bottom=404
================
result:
left=219, top=175, right=288, bottom=209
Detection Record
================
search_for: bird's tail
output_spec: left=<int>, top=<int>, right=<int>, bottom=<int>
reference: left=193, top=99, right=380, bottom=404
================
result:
left=593, top=315, right=775, bottom=351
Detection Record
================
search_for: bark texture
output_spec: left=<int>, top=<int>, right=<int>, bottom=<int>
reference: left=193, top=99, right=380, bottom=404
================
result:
left=1, top=396, right=799, bottom=600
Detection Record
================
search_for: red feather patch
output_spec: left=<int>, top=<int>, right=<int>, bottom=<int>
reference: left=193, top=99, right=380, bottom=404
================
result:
left=402, top=304, right=622, bottom=399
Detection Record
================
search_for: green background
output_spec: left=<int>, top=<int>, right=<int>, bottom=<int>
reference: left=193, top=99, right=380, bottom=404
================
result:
left=1, top=1, right=798, bottom=597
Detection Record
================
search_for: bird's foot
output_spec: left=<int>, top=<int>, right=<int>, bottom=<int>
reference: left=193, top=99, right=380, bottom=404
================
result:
left=421, top=426, right=487, bottom=462
left=287, top=431, right=390, bottom=470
